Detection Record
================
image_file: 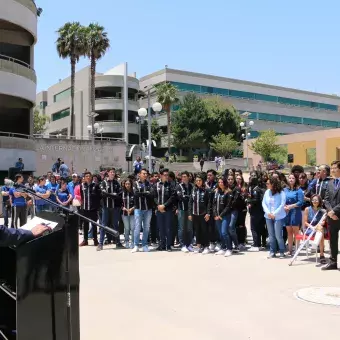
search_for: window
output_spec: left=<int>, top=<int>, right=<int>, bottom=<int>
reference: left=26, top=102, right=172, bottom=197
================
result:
left=302, top=118, right=322, bottom=126
left=51, top=108, right=70, bottom=121
left=280, top=115, right=302, bottom=124
left=169, top=82, right=339, bottom=111
left=40, top=101, right=47, bottom=109
left=322, top=120, right=338, bottom=128
left=53, top=88, right=71, bottom=103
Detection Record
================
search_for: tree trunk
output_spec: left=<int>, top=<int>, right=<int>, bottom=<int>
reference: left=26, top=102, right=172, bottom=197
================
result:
left=70, top=57, right=76, bottom=138
left=90, top=53, right=96, bottom=114
left=166, top=105, right=171, bottom=154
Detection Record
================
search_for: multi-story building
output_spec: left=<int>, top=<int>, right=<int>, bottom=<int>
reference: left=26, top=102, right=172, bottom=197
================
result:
left=0, top=0, right=38, bottom=172
left=37, top=64, right=140, bottom=144
left=139, top=68, right=340, bottom=146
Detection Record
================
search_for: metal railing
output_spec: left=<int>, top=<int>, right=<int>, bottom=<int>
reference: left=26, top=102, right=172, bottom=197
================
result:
left=12, top=0, right=37, bottom=14
left=0, top=54, right=36, bottom=82
left=0, top=131, right=33, bottom=139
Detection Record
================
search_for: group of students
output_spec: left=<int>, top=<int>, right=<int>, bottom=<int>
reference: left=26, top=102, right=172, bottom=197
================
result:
left=2, top=161, right=340, bottom=270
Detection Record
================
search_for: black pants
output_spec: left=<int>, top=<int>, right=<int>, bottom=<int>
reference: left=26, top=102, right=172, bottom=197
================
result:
left=329, top=219, right=340, bottom=262
left=236, top=210, right=247, bottom=244
left=172, top=211, right=179, bottom=245
left=193, top=215, right=209, bottom=247
left=82, top=209, right=98, bottom=242
left=250, top=212, right=267, bottom=247
left=150, top=210, right=158, bottom=243
left=12, top=206, right=27, bottom=229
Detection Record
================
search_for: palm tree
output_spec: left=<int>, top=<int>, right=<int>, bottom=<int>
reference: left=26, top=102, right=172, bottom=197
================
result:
left=84, top=23, right=110, bottom=118
left=155, top=82, right=179, bottom=153
left=56, top=22, right=86, bottom=137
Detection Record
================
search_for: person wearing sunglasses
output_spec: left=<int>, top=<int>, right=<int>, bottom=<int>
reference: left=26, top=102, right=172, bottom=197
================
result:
left=302, top=194, right=326, bottom=264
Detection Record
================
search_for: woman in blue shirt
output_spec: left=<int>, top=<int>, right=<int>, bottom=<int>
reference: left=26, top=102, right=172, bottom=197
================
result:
left=34, top=177, right=51, bottom=213
left=262, top=177, right=286, bottom=258
left=56, top=179, right=73, bottom=209
left=284, top=174, right=304, bottom=255
left=47, top=175, right=59, bottom=211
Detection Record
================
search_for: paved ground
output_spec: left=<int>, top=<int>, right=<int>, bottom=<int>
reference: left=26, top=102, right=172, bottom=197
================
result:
left=80, top=240, right=340, bottom=340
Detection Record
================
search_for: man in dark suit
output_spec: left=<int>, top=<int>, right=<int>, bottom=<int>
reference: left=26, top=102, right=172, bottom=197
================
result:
left=323, top=160, right=340, bottom=270
left=0, top=224, right=49, bottom=247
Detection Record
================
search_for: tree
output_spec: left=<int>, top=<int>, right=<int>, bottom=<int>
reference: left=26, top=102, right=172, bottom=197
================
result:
left=250, top=129, right=285, bottom=162
left=155, top=82, right=179, bottom=153
left=33, top=110, right=50, bottom=134
left=141, top=120, right=163, bottom=146
left=210, top=133, right=239, bottom=156
left=172, top=94, right=208, bottom=150
left=84, top=23, right=110, bottom=123
left=203, top=97, right=241, bottom=143
left=56, top=22, right=86, bottom=137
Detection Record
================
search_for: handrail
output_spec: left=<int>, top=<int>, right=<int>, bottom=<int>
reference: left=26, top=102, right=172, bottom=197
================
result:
left=0, top=54, right=33, bottom=70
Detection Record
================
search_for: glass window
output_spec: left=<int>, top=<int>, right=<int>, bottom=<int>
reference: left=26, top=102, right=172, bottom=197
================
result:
left=40, top=101, right=47, bottom=109
left=280, top=115, right=302, bottom=124
left=255, top=93, right=277, bottom=102
left=229, top=90, right=255, bottom=99
left=53, top=88, right=71, bottom=103
left=322, top=120, right=338, bottom=128
left=299, top=100, right=312, bottom=108
left=278, top=97, right=300, bottom=106
left=318, top=103, right=338, bottom=111
left=213, top=88, right=229, bottom=96
left=302, top=118, right=322, bottom=126
left=51, top=108, right=70, bottom=121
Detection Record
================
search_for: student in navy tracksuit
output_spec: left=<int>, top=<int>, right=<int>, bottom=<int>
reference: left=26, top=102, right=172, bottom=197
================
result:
left=1, top=178, right=11, bottom=227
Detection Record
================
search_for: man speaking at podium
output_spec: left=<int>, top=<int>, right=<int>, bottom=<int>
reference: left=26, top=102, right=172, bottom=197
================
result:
left=0, top=224, right=50, bottom=247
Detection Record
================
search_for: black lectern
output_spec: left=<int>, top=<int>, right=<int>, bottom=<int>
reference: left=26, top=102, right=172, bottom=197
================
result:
left=0, top=211, right=80, bottom=340
left=0, top=187, right=117, bottom=340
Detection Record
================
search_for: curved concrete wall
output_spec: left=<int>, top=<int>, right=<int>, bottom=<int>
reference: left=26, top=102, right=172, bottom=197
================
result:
left=0, top=70, right=36, bottom=103
left=96, top=75, right=139, bottom=91
left=95, top=98, right=139, bottom=112
left=100, top=121, right=139, bottom=135
left=0, top=0, right=37, bottom=43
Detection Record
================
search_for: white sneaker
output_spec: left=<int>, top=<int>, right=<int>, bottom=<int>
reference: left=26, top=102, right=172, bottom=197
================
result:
left=181, top=246, right=189, bottom=253
left=187, top=245, right=194, bottom=252
left=214, top=244, right=221, bottom=252
left=142, top=246, right=149, bottom=252
left=193, top=248, right=200, bottom=254
left=131, top=246, right=139, bottom=253
left=224, top=250, right=233, bottom=257
left=125, top=242, right=129, bottom=248
left=202, top=247, right=210, bottom=255
left=248, top=246, right=260, bottom=252
left=215, top=249, right=225, bottom=256
left=209, top=244, right=215, bottom=252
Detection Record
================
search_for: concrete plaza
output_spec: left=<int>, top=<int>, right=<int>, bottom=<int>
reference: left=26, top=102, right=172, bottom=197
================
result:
left=80, top=243, right=340, bottom=340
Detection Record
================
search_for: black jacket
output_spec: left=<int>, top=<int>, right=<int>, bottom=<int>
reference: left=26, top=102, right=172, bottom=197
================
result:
left=324, top=179, right=340, bottom=217
left=100, top=179, right=122, bottom=208
left=121, top=189, right=135, bottom=216
left=308, top=177, right=331, bottom=201
left=247, top=185, right=265, bottom=214
left=80, top=182, right=101, bottom=211
left=213, top=189, right=232, bottom=217
left=176, top=182, right=193, bottom=211
left=153, top=181, right=175, bottom=211
left=229, top=186, right=243, bottom=211
left=189, top=187, right=212, bottom=216
left=133, top=180, right=153, bottom=210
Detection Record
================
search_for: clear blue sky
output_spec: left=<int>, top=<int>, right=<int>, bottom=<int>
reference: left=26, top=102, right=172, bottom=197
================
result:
left=35, top=0, right=340, bottom=94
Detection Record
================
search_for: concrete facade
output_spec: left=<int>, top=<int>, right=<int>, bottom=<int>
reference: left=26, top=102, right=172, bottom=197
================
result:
left=244, top=128, right=340, bottom=166
left=37, top=64, right=140, bottom=144
left=140, top=68, right=340, bottom=144
left=0, top=0, right=37, bottom=165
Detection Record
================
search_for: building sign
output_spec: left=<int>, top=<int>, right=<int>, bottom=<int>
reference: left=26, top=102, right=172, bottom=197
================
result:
left=37, top=145, right=115, bottom=153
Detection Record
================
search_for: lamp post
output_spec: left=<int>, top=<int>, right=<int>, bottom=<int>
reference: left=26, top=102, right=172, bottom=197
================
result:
left=87, top=120, right=102, bottom=172
left=240, top=118, right=254, bottom=171
left=138, top=98, right=162, bottom=171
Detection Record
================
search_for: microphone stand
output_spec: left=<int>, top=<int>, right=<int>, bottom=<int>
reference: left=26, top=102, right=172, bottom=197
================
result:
left=17, top=185, right=118, bottom=340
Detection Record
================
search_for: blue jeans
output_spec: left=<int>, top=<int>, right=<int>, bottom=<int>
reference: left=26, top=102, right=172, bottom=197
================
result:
left=226, top=210, right=239, bottom=250
left=178, top=210, right=193, bottom=247
left=122, top=215, right=135, bottom=244
left=215, top=215, right=230, bottom=250
left=100, top=207, right=121, bottom=245
left=266, top=218, right=285, bottom=254
left=157, top=210, right=173, bottom=248
left=36, top=204, right=50, bottom=214
left=134, top=209, right=152, bottom=247
left=2, top=202, right=9, bottom=227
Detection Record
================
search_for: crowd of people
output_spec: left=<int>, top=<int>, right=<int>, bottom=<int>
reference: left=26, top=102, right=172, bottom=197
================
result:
left=1, top=159, right=340, bottom=271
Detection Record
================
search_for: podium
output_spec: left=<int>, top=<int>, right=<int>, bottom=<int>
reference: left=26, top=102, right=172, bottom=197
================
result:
left=0, top=211, right=80, bottom=340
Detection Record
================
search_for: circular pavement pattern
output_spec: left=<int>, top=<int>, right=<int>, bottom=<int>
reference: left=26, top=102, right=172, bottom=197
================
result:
left=296, top=287, right=340, bottom=307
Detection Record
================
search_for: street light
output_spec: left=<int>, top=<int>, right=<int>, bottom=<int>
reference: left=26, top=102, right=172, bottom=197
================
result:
left=138, top=99, right=162, bottom=171
left=240, top=116, right=255, bottom=171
